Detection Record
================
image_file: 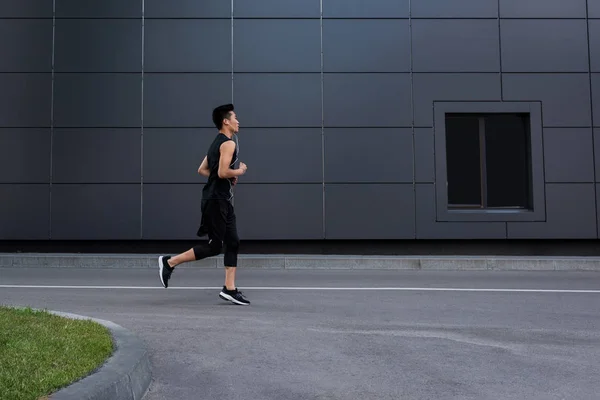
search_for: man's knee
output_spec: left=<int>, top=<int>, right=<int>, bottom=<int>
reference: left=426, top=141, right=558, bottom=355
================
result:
left=193, top=239, right=222, bottom=259
left=223, top=236, right=239, bottom=267
left=208, top=238, right=224, bottom=255
left=225, top=236, right=239, bottom=252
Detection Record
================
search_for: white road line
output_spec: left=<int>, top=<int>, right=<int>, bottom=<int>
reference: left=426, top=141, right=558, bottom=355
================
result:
left=1, top=285, right=600, bottom=293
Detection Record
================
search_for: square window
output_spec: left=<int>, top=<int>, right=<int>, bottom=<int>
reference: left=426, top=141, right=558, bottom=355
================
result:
left=434, top=102, right=545, bottom=222
left=446, top=113, right=532, bottom=209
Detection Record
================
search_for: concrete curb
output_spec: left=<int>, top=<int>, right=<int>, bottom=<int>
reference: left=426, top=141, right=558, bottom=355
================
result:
left=47, top=310, right=152, bottom=400
left=3, top=253, right=600, bottom=271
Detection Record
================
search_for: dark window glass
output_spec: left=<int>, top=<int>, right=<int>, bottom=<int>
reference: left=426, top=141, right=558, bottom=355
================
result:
left=445, top=113, right=531, bottom=210
left=484, top=113, right=530, bottom=208
left=446, top=115, right=481, bottom=207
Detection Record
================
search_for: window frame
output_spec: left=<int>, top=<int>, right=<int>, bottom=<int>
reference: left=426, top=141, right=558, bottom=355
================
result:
left=433, top=101, right=546, bottom=222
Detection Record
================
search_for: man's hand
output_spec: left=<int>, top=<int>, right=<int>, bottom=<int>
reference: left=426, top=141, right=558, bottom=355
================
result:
left=197, top=156, right=209, bottom=177
left=231, top=163, right=246, bottom=185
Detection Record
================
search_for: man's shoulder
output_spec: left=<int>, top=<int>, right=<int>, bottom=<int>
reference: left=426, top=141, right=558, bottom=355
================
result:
left=217, top=138, right=236, bottom=155
left=220, top=139, right=235, bottom=148
left=208, top=134, right=230, bottom=151
left=211, top=133, right=233, bottom=145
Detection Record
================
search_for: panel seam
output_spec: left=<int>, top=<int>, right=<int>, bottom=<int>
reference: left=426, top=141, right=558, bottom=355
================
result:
left=231, top=0, right=234, bottom=102
left=497, top=0, right=503, bottom=100
left=320, top=0, right=325, bottom=239
left=410, top=0, right=416, bottom=239
left=49, top=0, right=56, bottom=239
left=586, top=0, right=598, bottom=238
left=231, top=0, right=234, bottom=209
left=140, top=0, right=145, bottom=239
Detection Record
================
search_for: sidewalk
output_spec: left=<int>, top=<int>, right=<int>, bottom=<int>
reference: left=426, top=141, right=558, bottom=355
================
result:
left=2, top=253, right=600, bottom=271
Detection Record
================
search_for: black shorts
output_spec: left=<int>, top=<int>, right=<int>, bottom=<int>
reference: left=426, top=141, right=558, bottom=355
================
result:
left=197, top=199, right=238, bottom=244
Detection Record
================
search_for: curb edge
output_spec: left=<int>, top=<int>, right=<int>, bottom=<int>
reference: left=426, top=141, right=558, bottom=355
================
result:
left=47, top=310, right=152, bottom=400
left=4, top=253, right=600, bottom=271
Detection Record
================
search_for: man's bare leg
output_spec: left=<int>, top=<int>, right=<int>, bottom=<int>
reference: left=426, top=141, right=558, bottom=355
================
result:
left=225, top=266, right=236, bottom=290
left=217, top=207, right=249, bottom=305
left=158, top=240, right=221, bottom=288
left=219, top=265, right=249, bottom=305
left=167, top=249, right=196, bottom=268
left=158, top=249, right=195, bottom=288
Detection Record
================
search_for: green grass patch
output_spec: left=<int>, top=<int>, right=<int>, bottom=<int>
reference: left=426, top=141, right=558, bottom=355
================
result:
left=0, top=306, right=114, bottom=400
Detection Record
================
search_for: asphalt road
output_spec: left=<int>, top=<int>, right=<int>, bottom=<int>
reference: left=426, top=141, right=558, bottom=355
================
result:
left=2, top=267, right=600, bottom=400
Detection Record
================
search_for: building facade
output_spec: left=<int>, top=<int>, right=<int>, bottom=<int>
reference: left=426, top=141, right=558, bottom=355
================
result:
left=1, top=0, right=599, bottom=243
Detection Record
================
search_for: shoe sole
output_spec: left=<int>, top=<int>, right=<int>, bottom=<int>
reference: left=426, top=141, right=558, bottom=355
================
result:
left=219, top=291, right=250, bottom=306
left=158, top=256, right=167, bottom=288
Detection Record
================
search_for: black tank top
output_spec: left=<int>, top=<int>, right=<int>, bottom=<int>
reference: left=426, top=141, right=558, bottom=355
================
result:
left=202, top=132, right=238, bottom=202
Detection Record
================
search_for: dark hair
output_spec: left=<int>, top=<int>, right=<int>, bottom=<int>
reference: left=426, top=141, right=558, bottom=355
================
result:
left=212, top=103, right=234, bottom=130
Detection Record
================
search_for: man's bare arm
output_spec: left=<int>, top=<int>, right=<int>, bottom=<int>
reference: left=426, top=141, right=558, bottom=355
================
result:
left=197, top=156, right=210, bottom=177
left=218, top=141, right=247, bottom=179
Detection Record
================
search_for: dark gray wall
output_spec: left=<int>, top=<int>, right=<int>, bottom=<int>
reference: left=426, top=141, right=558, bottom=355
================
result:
left=1, top=0, right=599, bottom=241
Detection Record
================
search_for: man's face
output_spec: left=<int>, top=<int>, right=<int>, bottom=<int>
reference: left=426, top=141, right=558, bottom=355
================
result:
left=224, top=112, right=239, bottom=133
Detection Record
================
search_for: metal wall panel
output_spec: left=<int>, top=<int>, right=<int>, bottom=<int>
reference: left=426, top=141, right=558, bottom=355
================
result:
left=597, top=185, right=600, bottom=239
left=502, top=74, right=592, bottom=127
left=590, top=1, right=600, bottom=18
left=0, top=185, right=49, bottom=239
left=499, top=0, right=587, bottom=18
left=0, top=0, right=52, bottom=18
left=143, top=128, right=216, bottom=183
left=144, top=0, right=230, bottom=18
left=234, top=184, right=323, bottom=240
left=52, top=129, right=141, bottom=183
left=596, top=129, right=600, bottom=180
left=233, top=0, right=320, bottom=18
left=144, top=20, right=231, bottom=73
left=543, top=128, right=594, bottom=183
left=500, top=20, right=589, bottom=73
left=413, top=73, right=501, bottom=127
left=507, top=184, right=597, bottom=238
left=142, top=184, right=203, bottom=240
left=55, top=0, right=142, bottom=18
left=323, top=0, right=409, bottom=18
left=0, top=129, right=50, bottom=183
left=322, top=19, right=410, bottom=72
left=233, top=74, right=321, bottom=127
left=237, top=128, right=322, bottom=183
left=324, top=128, right=413, bottom=183
left=590, top=20, right=600, bottom=72
left=593, top=74, right=600, bottom=125
left=324, top=73, right=412, bottom=127
left=325, top=184, right=415, bottom=239
left=53, top=73, right=142, bottom=127
left=234, top=19, right=321, bottom=72
left=54, top=19, right=142, bottom=72
left=0, top=20, right=52, bottom=72
left=414, top=128, right=435, bottom=183
left=0, top=73, right=52, bottom=127
left=51, top=184, right=141, bottom=239
left=412, top=20, right=500, bottom=72
left=411, top=0, right=498, bottom=18
left=143, top=74, right=231, bottom=127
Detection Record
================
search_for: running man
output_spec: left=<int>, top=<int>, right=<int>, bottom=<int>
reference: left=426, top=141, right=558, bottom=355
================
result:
left=157, top=104, right=250, bottom=306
